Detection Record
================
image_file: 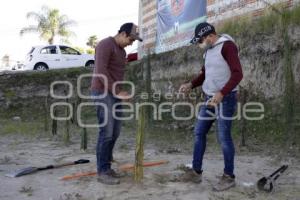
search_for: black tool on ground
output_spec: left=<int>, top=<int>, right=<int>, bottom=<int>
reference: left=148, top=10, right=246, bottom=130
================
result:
left=257, top=165, right=288, bottom=192
left=5, top=159, right=90, bottom=178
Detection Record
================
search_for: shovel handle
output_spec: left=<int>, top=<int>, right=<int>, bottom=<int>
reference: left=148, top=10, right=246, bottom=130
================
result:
left=74, top=159, right=90, bottom=164
left=269, top=165, right=288, bottom=178
left=273, top=165, right=288, bottom=181
left=38, top=165, right=54, bottom=170
left=50, top=159, right=90, bottom=168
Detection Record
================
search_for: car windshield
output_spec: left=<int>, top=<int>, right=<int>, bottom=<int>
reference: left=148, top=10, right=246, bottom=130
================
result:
left=27, top=47, right=35, bottom=55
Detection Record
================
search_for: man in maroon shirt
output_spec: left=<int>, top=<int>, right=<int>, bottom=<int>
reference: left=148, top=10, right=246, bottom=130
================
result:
left=179, top=22, right=243, bottom=191
left=91, top=23, right=142, bottom=185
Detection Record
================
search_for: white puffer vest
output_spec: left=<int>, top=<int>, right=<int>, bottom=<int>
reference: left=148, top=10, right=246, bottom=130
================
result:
left=202, top=34, right=238, bottom=96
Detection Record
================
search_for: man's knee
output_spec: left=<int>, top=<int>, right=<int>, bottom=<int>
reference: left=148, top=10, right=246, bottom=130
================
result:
left=102, top=135, right=114, bottom=143
left=219, top=134, right=234, bottom=149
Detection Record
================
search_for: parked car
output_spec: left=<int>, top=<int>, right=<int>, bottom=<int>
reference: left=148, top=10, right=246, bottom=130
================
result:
left=11, top=62, right=25, bottom=70
left=126, top=52, right=138, bottom=62
left=23, top=45, right=95, bottom=71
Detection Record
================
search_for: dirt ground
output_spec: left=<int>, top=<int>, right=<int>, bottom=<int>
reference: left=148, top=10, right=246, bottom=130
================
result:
left=1, top=131, right=300, bottom=200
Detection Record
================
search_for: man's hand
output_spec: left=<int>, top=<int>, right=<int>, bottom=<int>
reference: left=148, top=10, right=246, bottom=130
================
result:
left=116, top=91, right=131, bottom=101
left=207, top=92, right=224, bottom=107
left=179, top=82, right=192, bottom=94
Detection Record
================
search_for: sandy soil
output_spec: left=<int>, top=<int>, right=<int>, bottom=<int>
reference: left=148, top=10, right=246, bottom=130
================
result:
left=0, top=133, right=300, bottom=200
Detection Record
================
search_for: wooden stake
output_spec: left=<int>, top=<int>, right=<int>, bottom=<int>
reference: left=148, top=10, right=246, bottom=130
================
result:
left=44, top=95, right=49, bottom=133
left=63, top=91, right=70, bottom=145
left=81, top=126, right=88, bottom=150
left=145, top=48, right=152, bottom=125
left=52, top=108, right=57, bottom=136
left=134, top=106, right=145, bottom=182
left=239, top=87, right=247, bottom=147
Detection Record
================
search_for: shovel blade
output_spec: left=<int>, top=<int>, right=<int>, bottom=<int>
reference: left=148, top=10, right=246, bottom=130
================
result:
left=5, top=167, right=39, bottom=178
left=257, top=165, right=288, bottom=192
left=257, top=178, right=273, bottom=192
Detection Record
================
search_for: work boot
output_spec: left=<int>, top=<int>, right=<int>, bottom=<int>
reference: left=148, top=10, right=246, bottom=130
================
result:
left=180, top=168, right=202, bottom=183
left=107, top=169, right=124, bottom=178
left=97, top=172, right=120, bottom=185
left=213, top=174, right=236, bottom=191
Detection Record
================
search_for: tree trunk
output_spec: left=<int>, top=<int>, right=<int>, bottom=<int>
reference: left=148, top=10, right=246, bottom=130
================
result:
left=48, top=37, right=54, bottom=44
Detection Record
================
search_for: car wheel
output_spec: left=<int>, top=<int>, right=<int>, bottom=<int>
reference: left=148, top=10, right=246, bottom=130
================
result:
left=85, top=61, right=94, bottom=68
left=34, top=63, right=48, bottom=71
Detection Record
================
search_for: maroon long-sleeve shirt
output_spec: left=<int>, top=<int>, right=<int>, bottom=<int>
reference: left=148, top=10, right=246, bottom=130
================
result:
left=91, top=37, right=126, bottom=94
left=191, top=41, right=243, bottom=96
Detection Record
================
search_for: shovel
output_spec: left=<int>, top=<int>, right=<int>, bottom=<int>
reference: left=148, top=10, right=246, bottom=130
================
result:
left=5, top=159, right=90, bottom=178
left=257, top=165, right=288, bottom=192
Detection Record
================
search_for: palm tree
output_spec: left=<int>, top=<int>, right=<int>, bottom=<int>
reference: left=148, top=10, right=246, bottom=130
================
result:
left=20, top=6, right=76, bottom=44
left=86, top=35, right=98, bottom=48
left=1, top=55, right=10, bottom=67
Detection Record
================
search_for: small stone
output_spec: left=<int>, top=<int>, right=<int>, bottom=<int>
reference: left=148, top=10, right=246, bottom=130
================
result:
left=12, top=116, right=21, bottom=121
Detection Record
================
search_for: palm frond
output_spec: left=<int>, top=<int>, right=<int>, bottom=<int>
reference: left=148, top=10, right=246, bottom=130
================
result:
left=26, top=11, right=46, bottom=22
left=58, top=28, right=76, bottom=38
left=41, top=5, right=50, bottom=14
left=40, top=30, right=52, bottom=40
left=59, top=20, right=77, bottom=28
left=59, top=15, right=77, bottom=28
left=20, top=26, right=39, bottom=36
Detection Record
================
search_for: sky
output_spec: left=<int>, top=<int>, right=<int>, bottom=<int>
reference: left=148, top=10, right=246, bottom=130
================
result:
left=0, top=0, right=139, bottom=63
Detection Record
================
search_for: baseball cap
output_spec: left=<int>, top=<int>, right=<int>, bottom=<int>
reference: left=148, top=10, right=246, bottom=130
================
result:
left=119, top=23, right=143, bottom=42
left=190, top=22, right=215, bottom=44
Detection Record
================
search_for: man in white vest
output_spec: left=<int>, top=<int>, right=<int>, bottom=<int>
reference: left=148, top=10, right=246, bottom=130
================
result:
left=179, top=22, right=243, bottom=191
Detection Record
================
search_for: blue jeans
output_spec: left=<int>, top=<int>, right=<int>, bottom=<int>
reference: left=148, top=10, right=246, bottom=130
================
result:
left=193, top=91, right=237, bottom=176
left=92, top=91, right=122, bottom=174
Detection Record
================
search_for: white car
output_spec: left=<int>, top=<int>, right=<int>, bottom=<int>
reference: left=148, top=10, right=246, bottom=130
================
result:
left=23, top=45, right=95, bottom=71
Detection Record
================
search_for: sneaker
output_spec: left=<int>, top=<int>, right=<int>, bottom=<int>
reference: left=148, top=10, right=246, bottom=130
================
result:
left=213, top=174, right=236, bottom=191
left=97, top=173, right=120, bottom=185
left=180, top=168, right=202, bottom=183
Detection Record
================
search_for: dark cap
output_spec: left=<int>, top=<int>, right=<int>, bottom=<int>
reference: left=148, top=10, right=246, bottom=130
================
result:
left=190, top=22, right=215, bottom=44
left=119, top=22, right=143, bottom=42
